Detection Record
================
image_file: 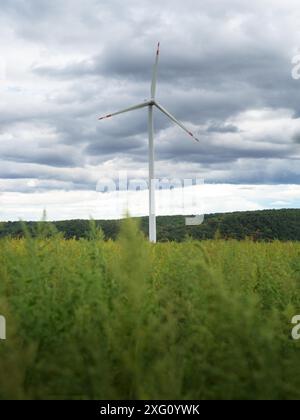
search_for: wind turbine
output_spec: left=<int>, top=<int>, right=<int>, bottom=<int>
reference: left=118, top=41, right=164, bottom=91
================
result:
left=98, top=43, right=199, bottom=243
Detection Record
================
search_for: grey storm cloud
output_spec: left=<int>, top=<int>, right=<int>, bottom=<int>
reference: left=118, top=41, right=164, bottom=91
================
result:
left=2, top=149, right=80, bottom=168
left=0, top=0, right=300, bottom=194
left=206, top=122, right=239, bottom=134
left=292, top=132, right=300, bottom=144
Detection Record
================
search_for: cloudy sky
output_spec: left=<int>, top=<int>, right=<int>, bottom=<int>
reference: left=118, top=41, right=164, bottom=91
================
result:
left=1, top=0, right=300, bottom=220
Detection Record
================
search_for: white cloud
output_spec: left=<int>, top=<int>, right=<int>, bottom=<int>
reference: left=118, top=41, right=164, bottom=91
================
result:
left=0, top=184, right=299, bottom=221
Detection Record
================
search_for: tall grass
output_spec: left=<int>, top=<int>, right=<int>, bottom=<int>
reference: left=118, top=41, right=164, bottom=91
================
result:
left=0, top=219, right=300, bottom=400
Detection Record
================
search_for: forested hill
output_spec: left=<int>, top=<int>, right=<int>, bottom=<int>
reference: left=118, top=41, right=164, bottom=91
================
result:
left=0, top=209, right=299, bottom=242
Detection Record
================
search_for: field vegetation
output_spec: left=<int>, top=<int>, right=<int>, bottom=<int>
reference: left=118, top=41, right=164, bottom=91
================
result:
left=0, top=219, right=300, bottom=399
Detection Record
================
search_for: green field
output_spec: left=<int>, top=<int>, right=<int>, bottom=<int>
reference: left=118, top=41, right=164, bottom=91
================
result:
left=1, top=219, right=300, bottom=400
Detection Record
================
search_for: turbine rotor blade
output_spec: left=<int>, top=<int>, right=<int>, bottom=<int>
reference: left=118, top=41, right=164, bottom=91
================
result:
left=98, top=101, right=150, bottom=120
left=154, top=102, right=200, bottom=142
left=151, top=42, right=160, bottom=99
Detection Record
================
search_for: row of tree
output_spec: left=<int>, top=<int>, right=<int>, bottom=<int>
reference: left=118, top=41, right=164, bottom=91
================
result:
left=0, top=209, right=299, bottom=241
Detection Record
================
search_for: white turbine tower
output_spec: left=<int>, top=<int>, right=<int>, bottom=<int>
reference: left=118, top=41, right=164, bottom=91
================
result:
left=98, top=43, right=199, bottom=243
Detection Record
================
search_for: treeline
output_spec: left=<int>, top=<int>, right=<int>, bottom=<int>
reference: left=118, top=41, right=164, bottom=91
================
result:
left=0, top=209, right=299, bottom=242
